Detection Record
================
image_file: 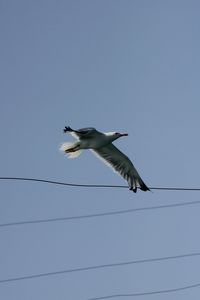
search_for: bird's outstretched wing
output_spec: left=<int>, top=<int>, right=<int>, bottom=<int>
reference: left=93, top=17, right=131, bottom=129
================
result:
left=63, top=126, right=98, bottom=140
left=92, top=144, right=149, bottom=192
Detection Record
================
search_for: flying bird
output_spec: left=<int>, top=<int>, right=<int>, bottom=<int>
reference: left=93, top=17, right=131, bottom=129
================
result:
left=60, top=126, right=149, bottom=193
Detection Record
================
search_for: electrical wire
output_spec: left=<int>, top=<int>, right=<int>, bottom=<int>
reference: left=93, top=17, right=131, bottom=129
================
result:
left=0, top=251, right=200, bottom=284
left=1, top=176, right=200, bottom=191
left=1, top=177, right=200, bottom=296
left=87, top=282, right=200, bottom=299
left=1, top=200, right=200, bottom=228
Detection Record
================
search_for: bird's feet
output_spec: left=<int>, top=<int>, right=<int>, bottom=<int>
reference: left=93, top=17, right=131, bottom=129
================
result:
left=65, top=147, right=76, bottom=153
left=64, top=144, right=80, bottom=153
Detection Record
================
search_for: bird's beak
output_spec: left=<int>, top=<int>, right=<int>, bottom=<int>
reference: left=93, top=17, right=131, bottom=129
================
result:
left=120, top=133, right=128, bottom=137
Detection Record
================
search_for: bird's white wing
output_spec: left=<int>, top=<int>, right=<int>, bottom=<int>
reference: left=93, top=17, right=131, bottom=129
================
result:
left=92, top=144, right=148, bottom=192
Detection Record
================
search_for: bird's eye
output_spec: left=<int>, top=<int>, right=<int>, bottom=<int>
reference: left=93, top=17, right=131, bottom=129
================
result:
left=115, top=132, right=119, bottom=135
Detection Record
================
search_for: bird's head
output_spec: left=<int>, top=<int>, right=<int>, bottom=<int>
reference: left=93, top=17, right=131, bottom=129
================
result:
left=105, top=131, right=128, bottom=142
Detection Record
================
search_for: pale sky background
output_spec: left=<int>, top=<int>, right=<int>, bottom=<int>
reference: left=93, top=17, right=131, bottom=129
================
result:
left=1, top=1, right=200, bottom=299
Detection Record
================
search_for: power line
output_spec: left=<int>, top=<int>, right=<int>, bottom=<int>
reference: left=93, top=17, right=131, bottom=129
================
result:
left=1, top=176, right=200, bottom=191
left=1, top=199, right=200, bottom=228
left=87, top=282, right=200, bottom=299
left=0, top=251, right=200, bottom=284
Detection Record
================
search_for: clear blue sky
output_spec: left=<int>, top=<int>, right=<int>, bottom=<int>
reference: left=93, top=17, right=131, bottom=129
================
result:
left=1, top=1, right=200, bottom=299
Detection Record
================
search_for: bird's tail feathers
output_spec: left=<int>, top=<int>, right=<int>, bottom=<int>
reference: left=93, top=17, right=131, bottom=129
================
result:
left=67, top=150, right=82, bottom=159
left=59, top=142, right=82, bottom=159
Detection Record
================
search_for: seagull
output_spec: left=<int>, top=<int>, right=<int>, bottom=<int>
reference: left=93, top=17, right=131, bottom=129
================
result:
left=60, top=126, right=149, bottom=193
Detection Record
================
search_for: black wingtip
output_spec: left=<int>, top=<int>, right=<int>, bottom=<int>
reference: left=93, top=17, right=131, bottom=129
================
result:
left=63, top=126, right=73, bottom=133
left=140, top=182, right=150, bottom=192
left=140, top=184, right=151, bottom=192
left=129, top=181, right=150, bottom=193
left=129, top=187, right=137, bottom=193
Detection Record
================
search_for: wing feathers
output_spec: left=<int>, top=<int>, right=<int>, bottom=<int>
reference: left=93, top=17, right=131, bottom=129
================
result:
left=92, top=144, right=149, bottom=192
